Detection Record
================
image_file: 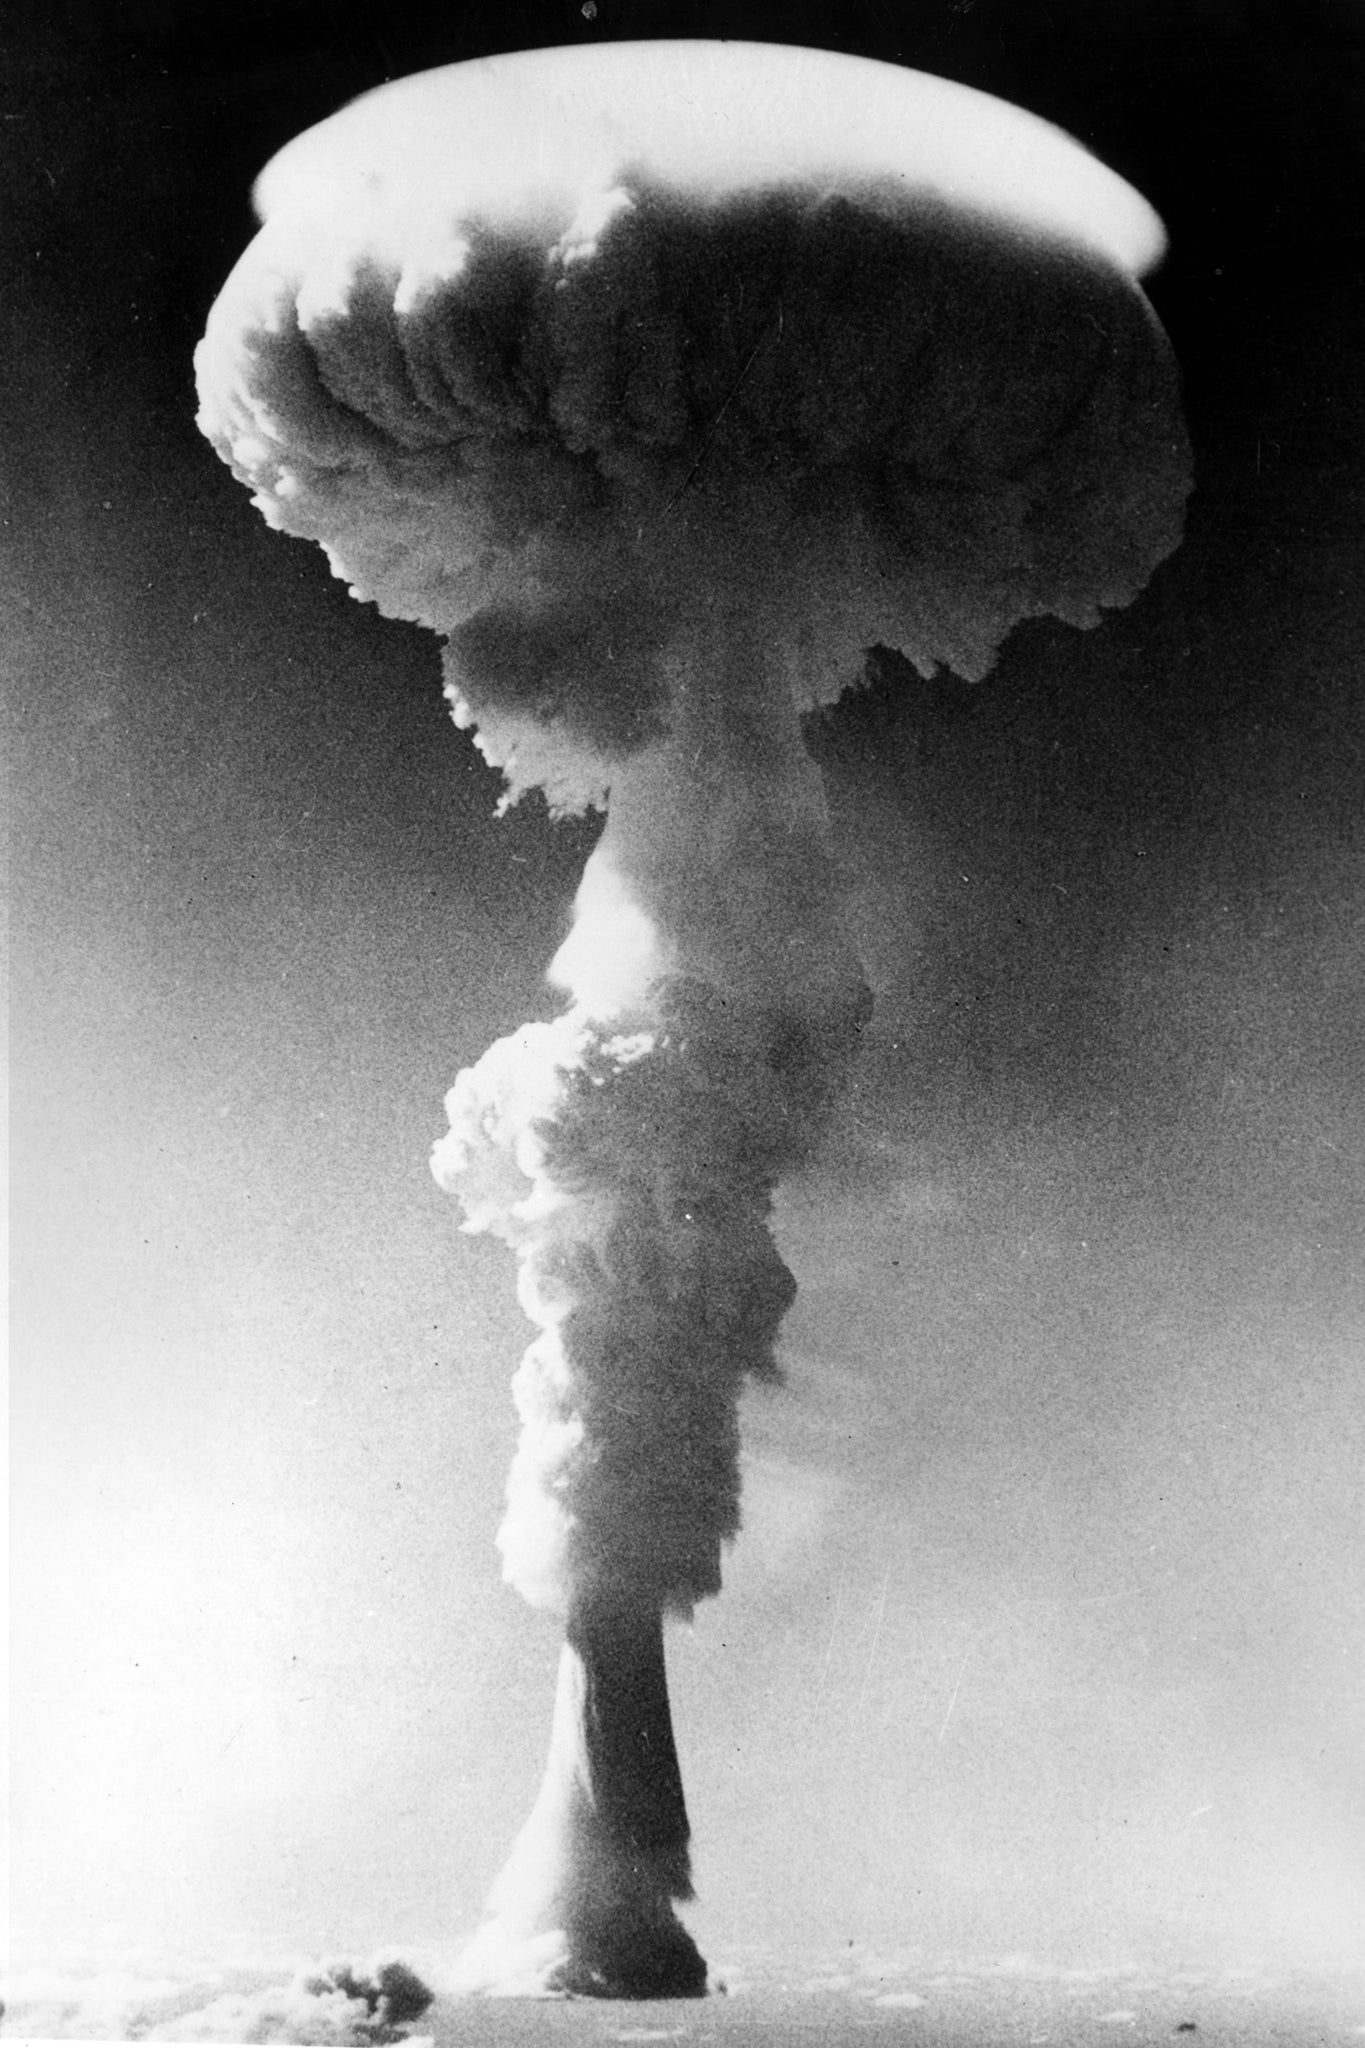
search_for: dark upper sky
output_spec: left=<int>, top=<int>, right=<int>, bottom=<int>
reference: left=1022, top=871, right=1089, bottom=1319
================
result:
left=14, top=0, right=1362, bottom=896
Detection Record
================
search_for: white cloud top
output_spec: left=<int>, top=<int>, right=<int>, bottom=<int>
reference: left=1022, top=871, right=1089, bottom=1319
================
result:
left=255, top=42, right=1167, bottom=277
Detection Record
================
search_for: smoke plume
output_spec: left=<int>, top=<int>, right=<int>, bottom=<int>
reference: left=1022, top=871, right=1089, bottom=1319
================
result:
left=196, top=41, right=1189, bottom=1995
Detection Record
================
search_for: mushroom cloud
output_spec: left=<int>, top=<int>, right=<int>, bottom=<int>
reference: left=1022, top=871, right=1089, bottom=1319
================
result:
left=195, top=39, right=1190, bottom=2000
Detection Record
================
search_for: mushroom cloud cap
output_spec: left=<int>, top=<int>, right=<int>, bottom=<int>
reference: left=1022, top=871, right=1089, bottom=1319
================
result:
left=253, top=41, right=1166, bottom=272
left=193, top=44, right=1192, bottom=1629
left=197, top=41, right=1191, bottom=814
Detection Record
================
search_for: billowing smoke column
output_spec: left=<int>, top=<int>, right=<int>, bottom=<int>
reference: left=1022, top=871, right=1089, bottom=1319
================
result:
left=196, top=41, right=1189, bottom=1998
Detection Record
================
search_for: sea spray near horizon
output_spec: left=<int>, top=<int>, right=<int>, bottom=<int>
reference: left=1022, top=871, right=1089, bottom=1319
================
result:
left=8, top=1940, right=1360, bottom=2040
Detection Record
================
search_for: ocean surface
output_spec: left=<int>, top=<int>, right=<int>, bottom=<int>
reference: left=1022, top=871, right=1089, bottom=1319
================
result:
left=7, top=1948, right=1364, bottom=2047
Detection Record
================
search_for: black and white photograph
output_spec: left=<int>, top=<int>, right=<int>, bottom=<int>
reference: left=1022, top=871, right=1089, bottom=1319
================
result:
left=9, top=2, right=1365, bottom=2041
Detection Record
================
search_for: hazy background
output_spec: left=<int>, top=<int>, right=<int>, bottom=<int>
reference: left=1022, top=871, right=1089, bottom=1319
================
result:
left=9, top=0, right=1364, bottom=1992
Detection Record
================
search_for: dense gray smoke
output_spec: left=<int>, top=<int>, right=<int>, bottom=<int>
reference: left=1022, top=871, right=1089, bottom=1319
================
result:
left=196, top=39, right=1189, bottom=1995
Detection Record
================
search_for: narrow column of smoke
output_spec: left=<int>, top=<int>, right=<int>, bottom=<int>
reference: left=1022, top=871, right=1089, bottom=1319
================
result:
left=434, top=591, right=870, bottom=1616
left=431, top=584, right=870, bottom=1991
left=195, top=40, right=1189, bottom=2000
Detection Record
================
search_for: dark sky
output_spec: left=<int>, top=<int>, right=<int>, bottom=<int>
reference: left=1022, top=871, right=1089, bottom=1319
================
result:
left=10, top=0, right=1365, bottom=1981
